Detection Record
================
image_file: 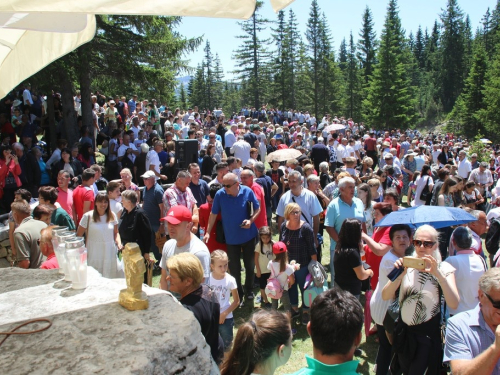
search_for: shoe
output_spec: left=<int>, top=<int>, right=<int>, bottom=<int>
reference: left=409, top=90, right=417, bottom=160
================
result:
left=263, top=302, right=272, bottom=309
left=291, top=309, right=300, bottom=319
left=301, top=311, right=310, bottom=326
left=255, top=295, right=262, bottom=303
left=246, top=292, right=255, bottom=300
left=354, top=348, right=363, bottom=357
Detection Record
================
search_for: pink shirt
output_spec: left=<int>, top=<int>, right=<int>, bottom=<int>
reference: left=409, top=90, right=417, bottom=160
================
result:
left=57, top=187, right=74, bottom=219
left=250, top=183, right=267, bottom=229
left=40, top=253, right=59, bottom=269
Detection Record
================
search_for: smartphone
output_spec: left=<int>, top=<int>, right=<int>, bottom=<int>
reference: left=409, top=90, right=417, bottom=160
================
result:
left=240, top=222, right=246, bottom=227
left=403, top=256, right=425, bottom=270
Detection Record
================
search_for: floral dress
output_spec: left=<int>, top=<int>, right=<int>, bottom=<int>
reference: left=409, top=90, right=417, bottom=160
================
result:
left=402, top=157, right=417, bottom=196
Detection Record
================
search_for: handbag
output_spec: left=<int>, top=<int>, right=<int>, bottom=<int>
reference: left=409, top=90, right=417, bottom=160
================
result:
left=419, top=176, right=432, bottom=205
left=155, top=231, right=167, bottom=250
left=215, top=220, right=226, bottom=243
left=4, top=172, right=17, bottom=189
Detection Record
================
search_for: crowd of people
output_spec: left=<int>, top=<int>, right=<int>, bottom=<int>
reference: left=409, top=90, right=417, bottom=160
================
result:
left=4, top=86, right=500, bottom=374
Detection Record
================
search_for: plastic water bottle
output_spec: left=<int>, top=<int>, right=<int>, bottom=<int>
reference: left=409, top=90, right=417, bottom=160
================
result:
left=199, top=228, right=205, bottom=240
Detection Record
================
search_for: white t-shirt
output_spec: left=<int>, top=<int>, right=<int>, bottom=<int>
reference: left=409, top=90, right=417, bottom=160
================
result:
left=160, top=235, right=211, bottom=277
left=117, top=143, right=138, bottom=163
left=254, top=242, right=274, bottom=274
left=370, top=250, right=399, bottom=326
left=208, top=273, right=237, bottom=318
left=445, top=252, right=486, bottom=315
left=146, top=150, right=160, bottom=180
left=267, top=261, right=295, bottom=291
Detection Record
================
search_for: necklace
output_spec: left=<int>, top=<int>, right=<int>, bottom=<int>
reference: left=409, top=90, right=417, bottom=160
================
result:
left=284, top=225, right=300, bottom=246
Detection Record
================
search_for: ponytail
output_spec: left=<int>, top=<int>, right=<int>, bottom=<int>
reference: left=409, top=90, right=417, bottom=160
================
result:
left=220, top=323, right=256, bottom=375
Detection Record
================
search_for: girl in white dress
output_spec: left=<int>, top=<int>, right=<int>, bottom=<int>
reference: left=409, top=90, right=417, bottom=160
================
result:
left=77, top=192, right=121, bottom=278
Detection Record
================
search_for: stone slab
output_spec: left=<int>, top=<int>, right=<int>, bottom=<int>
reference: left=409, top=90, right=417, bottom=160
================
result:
left=0, top=267, right=219, bottom=375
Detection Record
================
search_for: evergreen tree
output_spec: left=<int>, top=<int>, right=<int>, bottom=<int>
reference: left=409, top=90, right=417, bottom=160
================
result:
left=363, top=0, right=417, bottom=129
left=482, top=7, right=493, bottom=54
left=450, top=42, right=488, bottom=138
left=203, top=41, right=215, bottom=110
left=285, top=9, right=302, bottom=109
left=295, top=41, right=313, bottom=112
left=439, top=0, right=465, bottom=112
left=271, top=10, right=288, bottom=109
left=478, top=42, right=500, bottom=136
left=233, top=1, right=271, bottom=109
left=338, top=38, right=348, bottom=71
left=414, top=26, right=425, bottom=69
left=305, top=0, right=322, bottom=117
left=179, top=83, right=187, bottom=110
left=357, top=6, right=377, bottom=85
left=213, top=54, right=225, bottom=108
left=345, top=31, right=363, bottom=119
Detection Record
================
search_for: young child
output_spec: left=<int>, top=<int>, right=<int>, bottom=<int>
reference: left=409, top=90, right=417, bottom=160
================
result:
left=254, top=226, right=275, bottom=308
left=232, top=158, right=242, bottom=181
left=209, top=250, right=240, bottom=353
left=267, top=241, right=295, bottom=313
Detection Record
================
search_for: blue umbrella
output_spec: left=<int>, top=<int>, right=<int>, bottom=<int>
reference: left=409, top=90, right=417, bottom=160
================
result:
left=374, top=206, right=477, bottom=229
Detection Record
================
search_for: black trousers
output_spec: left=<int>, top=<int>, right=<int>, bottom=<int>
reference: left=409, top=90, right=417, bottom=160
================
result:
left=226, top=237, right=256, bottom=300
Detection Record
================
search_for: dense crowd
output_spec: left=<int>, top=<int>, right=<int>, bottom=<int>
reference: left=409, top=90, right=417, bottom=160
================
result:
left=4, top=85, right=500, bottom=374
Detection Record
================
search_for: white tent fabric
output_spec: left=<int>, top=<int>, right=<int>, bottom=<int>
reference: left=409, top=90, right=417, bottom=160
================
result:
left=0, top=0, right=294, bottom=99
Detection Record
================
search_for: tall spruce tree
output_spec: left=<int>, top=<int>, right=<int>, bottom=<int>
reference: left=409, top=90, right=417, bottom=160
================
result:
left=363, top=0, right=416, bottom=129
left=357, top=6, right=377, bottom=85
left=439, top=0, right=465, bottom=112
left=478, top=41, right=500, bottom=137
left=345, top=31, right=363, bottom=119
left=233, top=1, right=271, bottom=109
left=305, top=0, right=322, bottom=117
left=450, top=42, right=488, bottom=138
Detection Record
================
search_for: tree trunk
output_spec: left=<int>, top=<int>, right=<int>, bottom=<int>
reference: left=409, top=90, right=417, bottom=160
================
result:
left=78, top=44, right=93, bottom=134
left=47, top=94, right=56, bottom=155
left=60, top=69, right=78, bottom=146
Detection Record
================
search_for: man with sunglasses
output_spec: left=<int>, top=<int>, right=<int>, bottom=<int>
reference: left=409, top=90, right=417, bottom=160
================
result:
left=444, top=268, right=500, bottom=375
left=204, top=173, right=260, bottom=303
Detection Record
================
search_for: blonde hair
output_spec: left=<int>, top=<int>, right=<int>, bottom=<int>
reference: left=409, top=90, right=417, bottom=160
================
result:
left=120, top=168, right=132, bottom=178
left=166, top=253, right=204, bottom=286
left=210, top=250, right=228, bottom=264
left=336, top=171, right=351, bottom=182
left=304, top=164, right=315, bottom=174
left=368, top=178, right=380, bottom=187
left=284, top=202, right=301, bottom=220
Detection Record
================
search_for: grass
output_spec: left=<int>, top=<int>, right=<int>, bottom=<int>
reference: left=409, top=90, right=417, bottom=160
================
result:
left=151, top=232, right=378, bottom=374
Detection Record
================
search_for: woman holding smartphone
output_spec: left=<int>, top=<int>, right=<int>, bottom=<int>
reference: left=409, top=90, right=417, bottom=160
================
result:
left=382, top=225, right=459, bottom=375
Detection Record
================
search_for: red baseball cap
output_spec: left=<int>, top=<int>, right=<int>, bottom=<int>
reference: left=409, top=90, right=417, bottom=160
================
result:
left=272, top=241, right=287, bottom=254
left=160, top=206, right=192, bottom=225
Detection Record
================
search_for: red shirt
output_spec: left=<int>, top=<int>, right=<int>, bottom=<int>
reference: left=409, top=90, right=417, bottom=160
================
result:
left=73, top=185, right=95, bottom=224
left=199, top=202, right=226, bottom=252
left=250, top=183, right=267, bottom=229
left=365, top=226, right=392, bottom=290
left=56, top=187, right=74, bottom=219
left=40, top=253, right=59, bottom=269
left=364, top=137, right=377, bottom=151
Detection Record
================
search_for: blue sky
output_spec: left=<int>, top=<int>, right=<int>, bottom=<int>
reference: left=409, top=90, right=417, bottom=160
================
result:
left=176, top=0, right=497, bottom=80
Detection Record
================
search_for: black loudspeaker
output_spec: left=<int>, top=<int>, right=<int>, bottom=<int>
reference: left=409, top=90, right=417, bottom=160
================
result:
left=175, top=139, right=199, bottom=170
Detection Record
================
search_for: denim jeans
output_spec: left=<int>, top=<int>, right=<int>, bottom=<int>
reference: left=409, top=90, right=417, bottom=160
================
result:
left=219, top=317, right=234, bottom=352
left=288, top=265, right=310, bottom=310
left=271, top=290, right=291, bottom=312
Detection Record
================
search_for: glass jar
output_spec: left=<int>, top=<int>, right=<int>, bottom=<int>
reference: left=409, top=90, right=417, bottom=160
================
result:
left=54, top=232, right=76, bottom=279
left=65, top=238, right=87, bottom=290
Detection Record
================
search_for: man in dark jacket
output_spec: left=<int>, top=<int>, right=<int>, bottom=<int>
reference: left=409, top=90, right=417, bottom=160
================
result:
left=13, top=142, right=40, bottom=198
left=310, top=137, right=330, bottom=174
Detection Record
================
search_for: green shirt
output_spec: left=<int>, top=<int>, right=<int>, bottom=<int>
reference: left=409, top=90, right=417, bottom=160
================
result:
left=52, top=207, right=76, bottom=230
left=288, top=355, right=359, bottom=375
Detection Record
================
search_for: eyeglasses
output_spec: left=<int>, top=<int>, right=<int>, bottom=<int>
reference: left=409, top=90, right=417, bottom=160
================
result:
left=484, top=291, right=500, bottom=309
left=291, top=211, right=301, bottom=215
left=412, top=239, right=436, bottom=248
left=222, top=181, right=238, bottom=188
left=209, top=136, right=215, bottom=139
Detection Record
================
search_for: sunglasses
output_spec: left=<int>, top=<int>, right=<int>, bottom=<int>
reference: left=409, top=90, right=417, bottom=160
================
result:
left=412, top=240, right=436, bottom=248
left=484, top=291, right=500, bottom=309
left=222, top=181, right=237, bottom=188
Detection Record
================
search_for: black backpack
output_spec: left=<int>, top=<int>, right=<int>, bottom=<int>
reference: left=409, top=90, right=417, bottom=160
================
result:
left=486, top=218, right=500, bottom=267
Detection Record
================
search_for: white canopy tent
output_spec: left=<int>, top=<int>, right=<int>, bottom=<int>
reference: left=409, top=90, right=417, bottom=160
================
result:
left=0, top=0, right=294, bottom=99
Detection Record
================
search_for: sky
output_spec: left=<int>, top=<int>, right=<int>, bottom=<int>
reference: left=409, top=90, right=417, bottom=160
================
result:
left=175, top=0, right=497, bottom=81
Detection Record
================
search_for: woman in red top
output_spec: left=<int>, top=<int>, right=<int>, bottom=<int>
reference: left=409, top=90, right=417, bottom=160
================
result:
left=361, top=202, right=393, bottom=291
left=199, top=184, right=226, bottom=253
left=0, top=144, right=22, bottom=209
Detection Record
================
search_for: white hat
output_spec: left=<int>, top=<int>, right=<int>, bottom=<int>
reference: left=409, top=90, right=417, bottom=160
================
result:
left=140, top=171, right=156, bottom=179
left=275, top=127, right=283, bottom=134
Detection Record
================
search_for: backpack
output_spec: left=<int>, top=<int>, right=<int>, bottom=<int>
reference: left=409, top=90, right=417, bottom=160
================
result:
left=307, top=260, right=327, bottom=288
left=303, top=274, right=328, bottom=307
left=265, top=264, right=284, bottom=300
left=486, top=218, right=500, bottom=266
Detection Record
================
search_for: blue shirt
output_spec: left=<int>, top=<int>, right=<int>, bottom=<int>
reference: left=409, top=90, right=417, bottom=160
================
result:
left=444, top=304, right=500, bottom=374
left=189, top=179, right=210, bottom=207
left=288, top=355, right=359, bottom=375
left=128, top=99, right=136, bottom=114
left=276, top=188, right=323, bottom=227
left=211, top=185, right=259, bottom=245
left=142, top=183, right=164, bottom=231
left=324, top=197, right=366, bottom=251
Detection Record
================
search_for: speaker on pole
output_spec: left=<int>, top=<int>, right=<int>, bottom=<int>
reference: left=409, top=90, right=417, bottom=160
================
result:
left=175, top=139, right=199, bottom=170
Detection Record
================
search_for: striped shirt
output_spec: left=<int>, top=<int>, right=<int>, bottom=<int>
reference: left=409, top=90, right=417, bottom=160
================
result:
left=444, top=304, right=500, bottom=374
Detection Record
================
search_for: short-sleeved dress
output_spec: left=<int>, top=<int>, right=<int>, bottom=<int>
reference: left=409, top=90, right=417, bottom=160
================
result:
left=79, top=211, right=120, bottom=278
